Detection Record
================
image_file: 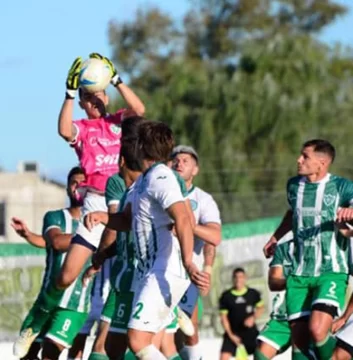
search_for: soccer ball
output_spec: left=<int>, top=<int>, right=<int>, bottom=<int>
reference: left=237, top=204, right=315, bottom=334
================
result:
left=79, top=58, right=111, bottom=93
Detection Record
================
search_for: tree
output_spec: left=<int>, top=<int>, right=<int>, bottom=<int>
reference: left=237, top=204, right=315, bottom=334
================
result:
left=108, top=1, right=353, bottom=222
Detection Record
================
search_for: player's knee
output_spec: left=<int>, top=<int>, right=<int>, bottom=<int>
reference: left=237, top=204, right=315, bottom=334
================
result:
left=309, top=321, right=327, bottom=342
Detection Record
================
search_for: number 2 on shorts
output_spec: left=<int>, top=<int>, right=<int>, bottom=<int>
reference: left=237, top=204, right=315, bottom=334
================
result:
left=132, top=302, right=144, bottom=320
left=328, top=281, right=336, bottom=297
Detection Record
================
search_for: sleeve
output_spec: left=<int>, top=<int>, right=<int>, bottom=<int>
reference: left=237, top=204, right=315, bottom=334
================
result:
left=199, top=194, right=221, bottom=225
left=219, top=292, right=229, bottom=314
left=105, top=175, right=126, bottom=207
left=270, top=243, right=285, bottom=267
left=42, top=211, right=62, bottom=236
left=148, top=168, right=185, bottom=210
left=109, top=109, right=126, bottom=125
left=70, top=120, right=87, bottom=149
left=286, top=178, right=293, bottom=208
left=339, top=179, right=353, bottom=207
left=254, top=290, right=264, bottom=308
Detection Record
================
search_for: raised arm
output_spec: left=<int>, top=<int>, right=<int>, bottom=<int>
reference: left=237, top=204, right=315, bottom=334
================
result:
left=11, top=217, right=46, bottom=248
left=58, top=57, right=81, bottom=142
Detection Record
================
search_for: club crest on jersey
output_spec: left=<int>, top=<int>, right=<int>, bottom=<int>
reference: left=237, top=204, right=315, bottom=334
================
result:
left=190, top=199, right=198, bottom=211
left=323, top=194, right=336, bottom=206
left=110, top=124, right=121, bottom=135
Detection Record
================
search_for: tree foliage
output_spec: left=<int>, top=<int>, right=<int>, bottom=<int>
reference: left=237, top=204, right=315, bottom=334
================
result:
left=108, top=0, right=353, bottom=223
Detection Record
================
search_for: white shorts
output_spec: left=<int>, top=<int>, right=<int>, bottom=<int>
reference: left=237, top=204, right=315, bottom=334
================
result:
left=73, top=192, right=107, bottom=251
left=179, top=283, right=199, bottom=317
left=336, top=315, right=353, bottom=351
left=128, top=270, right=190, bottom=333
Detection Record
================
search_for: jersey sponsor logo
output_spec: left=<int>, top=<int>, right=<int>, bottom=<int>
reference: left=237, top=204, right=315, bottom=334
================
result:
left=157, top=176, right=167, bottom=180
left=89, top=137, right=121, bottom=147
left=110, top=124, right=121, bottom=135
left=323, top=194, right=336, bottom=206
left=235, top=297, right=246, bottom=304
left=296, top=208, right=328, bottom=218
left=190, top=199, right=198, bottom=211
left=95, top=153, right=120, bottom=166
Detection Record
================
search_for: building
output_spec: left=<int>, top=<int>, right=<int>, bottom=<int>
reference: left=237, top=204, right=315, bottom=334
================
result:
left=0, top=162, right=67, bottom=243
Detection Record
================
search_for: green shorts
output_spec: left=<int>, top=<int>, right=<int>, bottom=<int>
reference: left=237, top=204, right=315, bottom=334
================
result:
left=257, top=319, right=291, bottom=353
left=286, top=273, right=348, bottom=321
left=44, top=308, right=88, bottom=348
left=109, top=291, right=134, bottom=334
left=100, top=289, right=117, bottom=324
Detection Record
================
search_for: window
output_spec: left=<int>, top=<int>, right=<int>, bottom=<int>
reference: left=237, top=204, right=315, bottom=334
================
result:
left=0, top=202, right=6, bottom=236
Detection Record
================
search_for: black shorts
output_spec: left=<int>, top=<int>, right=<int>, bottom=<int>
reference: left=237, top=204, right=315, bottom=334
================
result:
left=220, top=329, right=258, bottom=356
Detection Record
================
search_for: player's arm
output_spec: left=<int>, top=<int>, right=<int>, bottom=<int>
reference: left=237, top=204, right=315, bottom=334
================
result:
left=11, top=217, right=45, bottom=248
left=92, top=203, right=119, bottom=268
left=195, top=196, right=221, bottom=246
left=203, top=244, right=216, bottom=274
left=193, top=223, right=221, bottom=246
left=85, top=206, right=132, bottom=232
left=45, top=228, right=73, bottom=252
left=89, top=53, right=145, bottom=116
left=332, top=291, right=353, bottom=333
left=58, top=57, right=81, bottom=142
left=268, top=265, right=286, bottom=291
left=263, top=210, right=293, bottom=258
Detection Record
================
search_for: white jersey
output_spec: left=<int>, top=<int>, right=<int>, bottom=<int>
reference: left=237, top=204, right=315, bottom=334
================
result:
left=187, top=185, right=221, bottom=268
left=130, top=163, right=187, bottom=279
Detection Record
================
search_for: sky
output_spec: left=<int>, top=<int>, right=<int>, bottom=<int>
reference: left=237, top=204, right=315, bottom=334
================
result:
left=0, top=0, right=352, bottom=182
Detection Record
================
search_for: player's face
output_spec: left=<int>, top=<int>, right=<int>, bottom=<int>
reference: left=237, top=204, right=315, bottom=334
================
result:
left=233, top=271, right=246, bottom=289
left=297, top=146, right=322, bottom=176
left=172, top=154, right=199, bottom=182
left=79, top=89, right=109, bottom=119
left=67, top=173, right=86, bottom=206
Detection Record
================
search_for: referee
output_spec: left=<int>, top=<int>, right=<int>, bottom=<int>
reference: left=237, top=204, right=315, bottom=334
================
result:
left=219, top=268, right=264, bottom=360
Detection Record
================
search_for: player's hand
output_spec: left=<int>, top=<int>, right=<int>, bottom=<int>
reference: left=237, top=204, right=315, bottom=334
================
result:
left=336, top=207, right=353, bottom=223
left=84, top=211, right=107, bottom=230
left=82, top=265, right=100, bottom=287
left=263, top=237, right=277, bottom=258
left=185, top=263, right=210, bottom=292
left=11, top=217, right=30, bottom=239
left=230, top=334, right=242, bottom=346
left=89, top=52, right=121, bottom=86
left=244, top=315, right=255, bottom=328
left=66, top=57, right=82, bottom=99
left=332, top=316, right=347, bottom=333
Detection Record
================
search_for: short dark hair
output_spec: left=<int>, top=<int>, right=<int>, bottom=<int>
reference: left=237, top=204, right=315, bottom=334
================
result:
left=120, top=139, right=141, bottom=172
left=121, top=116, right=146, bottom=141
left=78, top=87, right=106, bottom=99
left=137, top=121, right=174, bottom=162
left=232, top=267, right=245, bottom=277
left=302, top=139, right=336, bottom=163
left=67, top=166, right=85, bottom=184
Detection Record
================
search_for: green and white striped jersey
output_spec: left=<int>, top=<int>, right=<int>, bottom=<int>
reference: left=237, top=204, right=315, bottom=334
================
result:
left=112, top=183, right=138, bottom=292
left=287, top=174, right=353, bottom=276
left=41, top=209, right=92, bottom=313
left=269, top=239, right=295, bottom=321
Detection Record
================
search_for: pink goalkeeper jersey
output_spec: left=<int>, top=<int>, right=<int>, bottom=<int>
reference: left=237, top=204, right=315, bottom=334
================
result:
left=70, top=109, right=125, bottom=192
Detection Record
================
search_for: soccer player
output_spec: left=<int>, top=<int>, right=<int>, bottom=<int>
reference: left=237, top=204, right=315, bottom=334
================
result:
left=161, top=145, right=221, bottom=360
left=263, top=139, right=353, bottom=360
left=255, top=238, right=295, bottom=360
left=14, top=50, right=146, bottom=353
left=12, top=167, right=92, bottom=359
left=219, top=268, right=264, bottom=360
left=86, top=121, right=209, bottom=360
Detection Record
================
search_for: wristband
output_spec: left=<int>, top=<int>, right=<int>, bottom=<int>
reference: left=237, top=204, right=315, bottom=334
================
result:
left=111, top=74, right=123, bottom=86
left=65, top=89, right=77, bottom=99
left=203, top=265, right=213, bottom=274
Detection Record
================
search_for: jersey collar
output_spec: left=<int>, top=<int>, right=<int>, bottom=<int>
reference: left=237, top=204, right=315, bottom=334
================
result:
left=187, top=184, right=195, bottom=195
left=231, top=287, right=248, bottom=296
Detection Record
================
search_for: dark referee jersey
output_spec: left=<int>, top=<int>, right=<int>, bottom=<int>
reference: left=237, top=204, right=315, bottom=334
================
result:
left=219, top=287, right=263, bottom=334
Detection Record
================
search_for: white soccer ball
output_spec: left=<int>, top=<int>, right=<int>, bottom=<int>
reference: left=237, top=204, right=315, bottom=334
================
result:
left=79, top=58, right=111, bottom=93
